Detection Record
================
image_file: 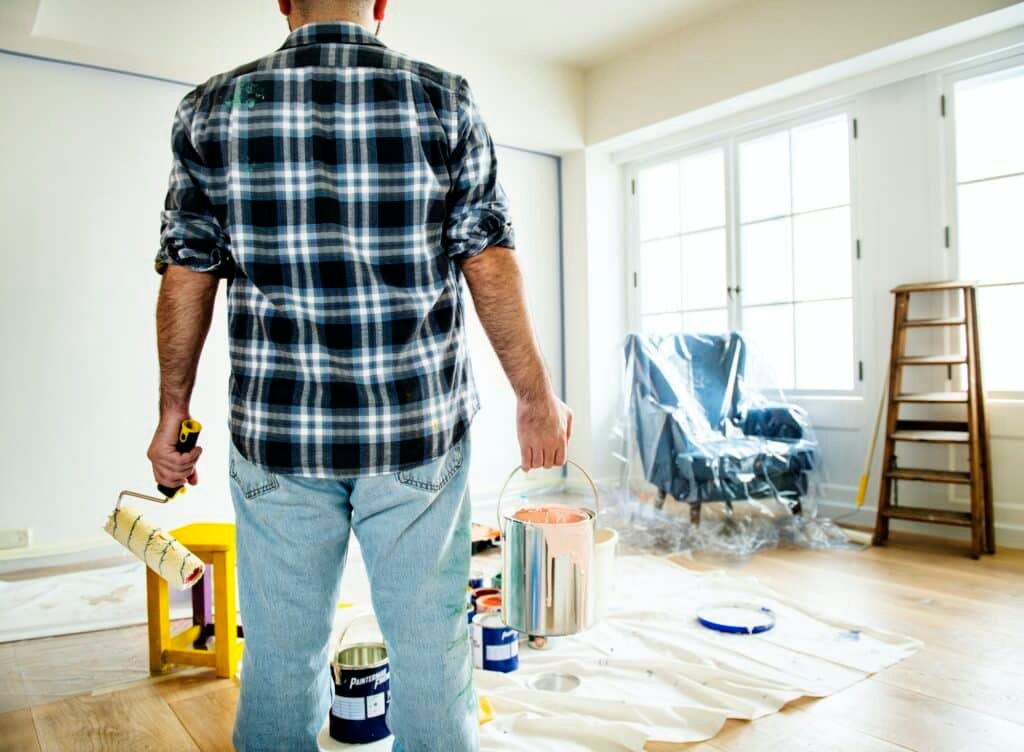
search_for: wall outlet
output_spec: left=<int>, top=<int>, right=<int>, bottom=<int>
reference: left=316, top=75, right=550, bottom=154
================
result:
left=0, top=528, right=32, bottom=550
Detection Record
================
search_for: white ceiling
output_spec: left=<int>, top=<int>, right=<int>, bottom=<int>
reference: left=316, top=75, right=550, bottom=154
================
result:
left=9, top=0, right=741, bottom=71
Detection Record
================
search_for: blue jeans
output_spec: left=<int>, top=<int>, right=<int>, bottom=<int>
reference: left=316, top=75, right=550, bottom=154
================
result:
left=229, top=435, right=478, bottom=752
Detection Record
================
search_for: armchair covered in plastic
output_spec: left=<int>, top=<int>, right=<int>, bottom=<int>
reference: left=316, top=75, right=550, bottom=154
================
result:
left=623, top=332, right=818, bottom=524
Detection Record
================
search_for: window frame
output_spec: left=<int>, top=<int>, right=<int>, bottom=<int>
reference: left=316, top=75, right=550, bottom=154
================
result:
left=941, top=51, right=1024, bottom=400
left=626, top=100, right=864, bottom=398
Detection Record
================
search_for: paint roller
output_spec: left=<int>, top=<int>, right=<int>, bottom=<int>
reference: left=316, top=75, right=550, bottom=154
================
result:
left=104, top=419, right=206, bottom=590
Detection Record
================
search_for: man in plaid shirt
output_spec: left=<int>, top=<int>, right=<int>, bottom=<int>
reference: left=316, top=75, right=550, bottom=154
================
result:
left=146, top=1, right=571, bottom=749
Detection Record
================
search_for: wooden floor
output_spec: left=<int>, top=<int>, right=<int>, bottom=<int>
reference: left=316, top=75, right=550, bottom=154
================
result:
left=2, top=531, right=1023, bottom=751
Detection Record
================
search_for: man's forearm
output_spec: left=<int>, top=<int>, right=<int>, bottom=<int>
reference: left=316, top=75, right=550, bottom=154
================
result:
left=156, top=265, right=219, bottom=416
left=459, top=247, right=553, bottom=402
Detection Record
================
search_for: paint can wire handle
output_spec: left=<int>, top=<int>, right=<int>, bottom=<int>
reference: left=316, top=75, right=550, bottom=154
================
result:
left=337, top=613, right=382, bottom=651
left=496, top=460, right=600, bottom=533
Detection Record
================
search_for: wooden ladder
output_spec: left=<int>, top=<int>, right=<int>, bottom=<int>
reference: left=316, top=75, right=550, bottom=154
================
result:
left=872, top=281, right=994, bottom=558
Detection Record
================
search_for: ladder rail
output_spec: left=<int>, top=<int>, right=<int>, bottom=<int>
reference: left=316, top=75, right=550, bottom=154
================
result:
left=962, top=286, right=984, bottom=558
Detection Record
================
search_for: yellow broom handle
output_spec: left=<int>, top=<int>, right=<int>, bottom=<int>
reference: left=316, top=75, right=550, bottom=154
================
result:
left=857, top=371, right=889, bottom=507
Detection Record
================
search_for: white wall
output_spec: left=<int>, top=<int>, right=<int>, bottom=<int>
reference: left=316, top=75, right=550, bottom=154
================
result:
left=584, top=0, right=1020, bottom=145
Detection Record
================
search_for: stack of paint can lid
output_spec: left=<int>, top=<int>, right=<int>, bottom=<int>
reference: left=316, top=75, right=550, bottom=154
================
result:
left=466, top=570, right=519, bottom=673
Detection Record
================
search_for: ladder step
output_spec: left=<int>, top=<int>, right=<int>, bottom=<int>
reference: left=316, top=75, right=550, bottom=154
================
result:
left=902, top=316, right=965, bottom=328
left=885, top=468, right=972, bottom=484
left=888, top=430, right=966, bottom=442
left=898, top=354, right=967, bottom=365
left=895, top=391, right=968, bottom=403
left=892, top=280, right=974, bottom=293
left=882, top=506, right=973, bottom=526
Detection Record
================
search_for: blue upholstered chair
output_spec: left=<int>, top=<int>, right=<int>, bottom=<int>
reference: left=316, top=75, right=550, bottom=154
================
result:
left=624, top=332, right=818, bottom=524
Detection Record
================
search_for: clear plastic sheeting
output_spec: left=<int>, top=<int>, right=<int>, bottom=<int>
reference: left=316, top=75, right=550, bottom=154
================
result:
left=608, top=331, right=856, bottom=558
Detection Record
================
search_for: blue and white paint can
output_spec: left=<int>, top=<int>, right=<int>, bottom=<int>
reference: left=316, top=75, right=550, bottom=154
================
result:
left=471, top=612, right=519, bottom=673
left=329, top=642, right=391, bottom=744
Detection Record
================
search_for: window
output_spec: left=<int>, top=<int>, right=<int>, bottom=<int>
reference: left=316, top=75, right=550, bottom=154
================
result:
left=633, top=110, right=857, bottom=393
left=948, top=61, right=1024, bottom=393
left=738, top=115, right=854, bottom=391
left=637, top=147, right=729, bottom=336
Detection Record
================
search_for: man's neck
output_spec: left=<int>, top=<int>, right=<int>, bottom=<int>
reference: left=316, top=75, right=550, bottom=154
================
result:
left=290, top=16, right=372, bottom=33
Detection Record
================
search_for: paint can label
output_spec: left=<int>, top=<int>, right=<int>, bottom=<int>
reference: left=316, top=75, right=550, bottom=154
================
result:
left=329, top=663, right=391, bottom=743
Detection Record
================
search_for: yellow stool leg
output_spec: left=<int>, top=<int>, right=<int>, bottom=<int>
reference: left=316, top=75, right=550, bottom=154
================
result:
left=146, top=569, right=170, bottom=675
left=212, top=548, right=242, bottom=678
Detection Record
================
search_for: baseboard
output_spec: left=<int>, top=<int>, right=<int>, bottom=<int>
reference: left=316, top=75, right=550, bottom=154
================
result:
left=0, top=537, right=125, bottom=575
left=817, top=497, right=1024, bottom=551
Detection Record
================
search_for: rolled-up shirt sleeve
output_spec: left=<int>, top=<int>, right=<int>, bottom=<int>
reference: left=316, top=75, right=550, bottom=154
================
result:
left=443, top=79, right=515, bottom=260
left=155, top=91, right=233, bottom=276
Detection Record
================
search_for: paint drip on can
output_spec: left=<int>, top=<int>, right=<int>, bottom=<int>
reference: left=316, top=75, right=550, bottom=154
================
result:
left=471, top=612, right=519, bottom=673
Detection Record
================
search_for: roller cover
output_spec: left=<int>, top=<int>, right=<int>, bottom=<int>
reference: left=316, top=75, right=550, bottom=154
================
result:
left=104, top=504, right=205, bottom=590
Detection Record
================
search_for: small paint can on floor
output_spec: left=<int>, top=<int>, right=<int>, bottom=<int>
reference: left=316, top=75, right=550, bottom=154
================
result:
left=471, top=612, right=519, bottom=673
left=329, top=642, right=391, bottom=744
left=475, top=593, right=502, bottom=613
left=468, top=570, right=489, bottom=590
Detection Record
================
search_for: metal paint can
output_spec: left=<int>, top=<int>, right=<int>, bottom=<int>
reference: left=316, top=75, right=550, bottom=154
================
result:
left=468, top=570, right=489, bottom=590
left=471, top=612, right=519, bottom=673
left=475, top=593, right=502, bottom=613
left=498, top=461, right=600, bottom=636
left=329, top=617, right=391, bottom=744
left=469, top=587, right=499, bottom=610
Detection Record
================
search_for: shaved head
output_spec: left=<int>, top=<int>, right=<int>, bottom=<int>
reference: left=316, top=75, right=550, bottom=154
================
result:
left=278, top=0, right=386, bottom=32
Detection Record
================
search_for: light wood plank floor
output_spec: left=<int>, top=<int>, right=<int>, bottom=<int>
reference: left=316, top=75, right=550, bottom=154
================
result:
left=2, top=531, right=1022, bottom=751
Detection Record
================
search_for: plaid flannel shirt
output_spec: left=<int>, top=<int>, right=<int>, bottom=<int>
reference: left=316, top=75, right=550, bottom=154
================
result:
left=156, top=22, right=515, bottom=478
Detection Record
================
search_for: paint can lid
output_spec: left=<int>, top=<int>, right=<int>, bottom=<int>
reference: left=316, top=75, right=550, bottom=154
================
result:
left=696, top=603, right=776, bottom=634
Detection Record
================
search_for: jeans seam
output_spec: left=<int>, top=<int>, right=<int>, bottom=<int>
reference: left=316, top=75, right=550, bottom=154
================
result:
left=243, top=477, right=280, bottom=500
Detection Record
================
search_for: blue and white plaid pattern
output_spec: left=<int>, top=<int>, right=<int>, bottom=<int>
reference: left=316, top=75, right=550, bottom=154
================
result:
left=156, top=22, right=515, bottom=477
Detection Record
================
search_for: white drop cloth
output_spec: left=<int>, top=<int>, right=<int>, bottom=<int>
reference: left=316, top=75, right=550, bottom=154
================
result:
left=0, top=558, right=193, bottom=642
left=320, top=555, right=919, bottom=752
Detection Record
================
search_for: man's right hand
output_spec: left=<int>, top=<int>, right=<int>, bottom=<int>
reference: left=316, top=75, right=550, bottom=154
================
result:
left=516, top=393, right=573, bottom=471
left=147, top=412, right=202, bottom=490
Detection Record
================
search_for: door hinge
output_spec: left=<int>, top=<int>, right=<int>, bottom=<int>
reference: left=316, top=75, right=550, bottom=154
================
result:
left=944, top=226, right=950, bottom=248
left=858, top=360, right=864, bottom=382
left=940, top=94, right=946, bottom=118
left=631, top=179, right=636, bottom=196
left=633, top=271, right=638, bottom=288
left=852, top=118, right=858, bottom=139
left=856, top=239, right=861, bottom=260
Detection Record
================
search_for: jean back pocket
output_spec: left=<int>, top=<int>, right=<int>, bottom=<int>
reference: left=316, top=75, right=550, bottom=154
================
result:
left=229, top=445, right=280, bottom=500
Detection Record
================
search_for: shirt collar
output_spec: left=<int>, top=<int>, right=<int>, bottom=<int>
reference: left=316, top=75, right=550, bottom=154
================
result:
left=279, top=21, right=386, bottom=51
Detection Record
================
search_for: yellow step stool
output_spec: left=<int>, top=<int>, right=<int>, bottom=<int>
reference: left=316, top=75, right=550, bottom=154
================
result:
left=146, top=522, right=244, bottom=678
